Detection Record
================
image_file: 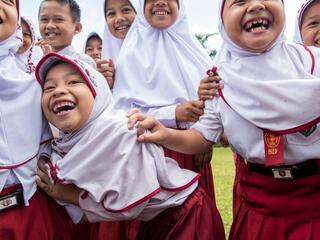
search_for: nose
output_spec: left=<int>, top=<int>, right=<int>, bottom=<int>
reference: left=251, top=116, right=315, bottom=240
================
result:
left=53, top=87, right=67, bottom=97
left=93, top=48, right=101, bottom=57
left=115, top=13, right=126, bottom=24
left=155, top=1, right=167, bottom=7
left=45, top=19, right=56, bottom=30
left=247, top=0, right=265, bottom=13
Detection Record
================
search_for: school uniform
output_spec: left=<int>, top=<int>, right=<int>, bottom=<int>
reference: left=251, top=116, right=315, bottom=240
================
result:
left=35, top=52, right=225, bottom=240
left=192, top=1, right=320, bottom=239
left=0, top=4, right=72, bottom=239
left=113, top=0, right=216, bottom=202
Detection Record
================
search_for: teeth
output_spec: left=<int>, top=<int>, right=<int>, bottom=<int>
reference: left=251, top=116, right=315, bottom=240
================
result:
left=53, top=101, right=75, bottom=114
left=154, top=11, right=168, bottom=15
left=245, top=18, right=269, bottom=32
left=46, top=33, right=57, bottom=37
left=116, top=26, right=128, bottom=30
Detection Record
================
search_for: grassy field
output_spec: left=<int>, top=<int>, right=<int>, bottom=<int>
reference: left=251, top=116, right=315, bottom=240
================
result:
left=211, top=147, right=234, bottom=236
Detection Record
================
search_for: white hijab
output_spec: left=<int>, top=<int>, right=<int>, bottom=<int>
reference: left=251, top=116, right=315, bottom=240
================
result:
left=36, top=53, right=198, bottom=211
left=293, top=0, right=314, bottom=44
left=112, top=0, right=213, bottom=111
left=0, top=0, right=47, bottom=168
left=83, top=32, right=102, bottom=53
left=215, top=0, right=320, bottom=134
left=101, top=0, right=139, bottom=62
left=15, top=16, right=43, bottom=73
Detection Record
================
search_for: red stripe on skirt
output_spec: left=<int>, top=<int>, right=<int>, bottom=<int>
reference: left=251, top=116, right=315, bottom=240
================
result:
left=137, top=186, right=225, bottom=240
left=229, top=158, right=320, bottom=240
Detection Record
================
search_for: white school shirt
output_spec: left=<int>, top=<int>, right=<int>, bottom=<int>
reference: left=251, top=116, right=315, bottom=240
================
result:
left=193, top=44, right=320, bottom=166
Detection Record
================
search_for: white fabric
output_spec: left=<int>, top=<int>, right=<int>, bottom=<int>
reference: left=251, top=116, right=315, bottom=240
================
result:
left=0, top=1, right=52, bottom=204
left=58, top=45, right=97, bottom=69
left=16, top=16, right=43, bottom=73
left=214, top=0, right=320, bottom=133
left=293, top=0, right=314, bottom=44
left=113, top=0, right=213, bottom=112
left=36, top=53, right=199, bottom=222
left=101, top=0, right=139, bottom=62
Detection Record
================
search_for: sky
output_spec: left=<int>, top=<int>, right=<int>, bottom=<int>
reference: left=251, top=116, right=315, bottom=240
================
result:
left=22, top=0, right=304, bottom=51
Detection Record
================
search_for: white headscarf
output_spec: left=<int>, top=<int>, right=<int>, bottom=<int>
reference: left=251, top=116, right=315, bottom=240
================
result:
left=83, top=32, right=102, bottom=53
left=36, top=53, right=198, bottom=212
left=0, top=0, right=47, bottom=168
left=101, top=0, right=139, bottom=62
left=15, top=16, right=43, bottom=73
left=293, top=0, right=314, bottom=44
left=214, top=0, right=320, bottom=134
left=113, top=0, right=213, bottom=111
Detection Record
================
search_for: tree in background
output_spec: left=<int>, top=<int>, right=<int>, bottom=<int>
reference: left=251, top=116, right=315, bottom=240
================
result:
left=196, top=33, right=218, bottom=60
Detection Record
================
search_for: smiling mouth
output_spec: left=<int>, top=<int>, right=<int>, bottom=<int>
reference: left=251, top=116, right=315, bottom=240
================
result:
left=115, top=25, right=129, bottom=31
left=244, top=19, right=270, bottom=32
left=53, top=101, right=75, bottom=116
left=152, top=10, right=170, bottom=16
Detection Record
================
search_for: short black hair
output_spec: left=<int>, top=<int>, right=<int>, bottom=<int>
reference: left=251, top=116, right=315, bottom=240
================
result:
left=39, top=0, right=81, bottom=22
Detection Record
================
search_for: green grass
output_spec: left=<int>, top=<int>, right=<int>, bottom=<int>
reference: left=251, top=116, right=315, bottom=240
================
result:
left=211, top=147, right=234, bottom=237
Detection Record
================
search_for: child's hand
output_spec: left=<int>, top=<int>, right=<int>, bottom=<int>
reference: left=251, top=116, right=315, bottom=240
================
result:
left=36, top=39, right=52, bottom=55
left=96, top=59, right=115, bottom=89
left=197, top=75, right=223, bottom=101
left=194, top=149, right=213, bottom=167
left=175, top=100, right=204, bottom=123
left=127, top=112, right=169, bottom=144
left=127, top=108, right=142, bottom=130
left=36, top=159, right=81, bottom=205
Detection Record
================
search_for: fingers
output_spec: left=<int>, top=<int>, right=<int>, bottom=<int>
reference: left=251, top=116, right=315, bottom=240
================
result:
left=37, top=158, right=48, bottom=172
left=127, top=112, right=147, bottom=130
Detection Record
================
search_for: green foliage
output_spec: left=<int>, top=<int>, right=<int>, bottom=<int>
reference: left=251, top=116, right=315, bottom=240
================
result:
left=195, top=33, right=219, bottom=60
left=211, top=147, right=234, bottom=237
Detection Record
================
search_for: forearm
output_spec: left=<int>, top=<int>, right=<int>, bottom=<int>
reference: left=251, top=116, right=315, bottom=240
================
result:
left=162, top=128, right=214, bottom=154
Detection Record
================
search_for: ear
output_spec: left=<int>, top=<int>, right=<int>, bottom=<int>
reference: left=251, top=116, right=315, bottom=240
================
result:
left=74, top=22, right=82, bottom=34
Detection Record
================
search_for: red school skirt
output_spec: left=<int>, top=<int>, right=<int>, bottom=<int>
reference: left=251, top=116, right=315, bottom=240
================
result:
left=0, top=188, right=73, bottom=240
left=136, top=186, right=225, bottom=240
left=163, top=147, right=216, bottom=202
left=229, top=159, right=320, bottom=240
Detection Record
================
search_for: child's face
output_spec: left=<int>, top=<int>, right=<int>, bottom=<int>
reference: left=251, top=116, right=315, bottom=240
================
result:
left=85, top=37, right=102, bottom=62
left=106, top=0, right=136, bottom=39
left=39, top=1, right=81, bottom=52
left=42, top=62, right=94, bottom=133
left=222, top=0, right=285, bottom=53
left=144, top=0, right=179, bottom=29
left=17, top=20, right=32, bottom=54
left=0, top=0, right=18, bottom=42
left=300, top=1, right=320, bottom=48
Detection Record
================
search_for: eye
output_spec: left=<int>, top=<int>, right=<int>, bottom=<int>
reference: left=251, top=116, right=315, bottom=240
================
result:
left=122, top=7, right=134, bottom=14
left=68, top=79, right=82, bottom=85
left=308, top=21, right=319, bottom=27
left=40, top=17, right=49, bottom=23
left=2, top=0, right=14, bottom=6
left=106, top=11, right=115, bottom=17
left=43, top=85, right=55, bottom=92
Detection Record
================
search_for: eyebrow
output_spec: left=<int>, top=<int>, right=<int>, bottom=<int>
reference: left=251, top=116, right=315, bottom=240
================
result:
left=106, top=3, right=132, bottom=11
left=44, top=71, right=81, bottom=83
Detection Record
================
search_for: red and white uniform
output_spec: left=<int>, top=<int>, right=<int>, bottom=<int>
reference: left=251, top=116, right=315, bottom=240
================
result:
left=0, top=2, right=72, bottom=239
left=192, top=0, right=320, bottom=239
left=36, top=53, right=225, bottom=240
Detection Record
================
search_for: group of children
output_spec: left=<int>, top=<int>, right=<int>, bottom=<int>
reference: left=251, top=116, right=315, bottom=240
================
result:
left=1, top=0, right=320, bottom=239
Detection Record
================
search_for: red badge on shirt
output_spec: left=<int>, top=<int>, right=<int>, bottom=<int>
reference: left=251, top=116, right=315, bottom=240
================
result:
left=263, top=131, right=284, bottom=166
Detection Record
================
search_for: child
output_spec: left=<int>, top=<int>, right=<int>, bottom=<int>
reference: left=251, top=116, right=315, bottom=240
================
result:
left=128, top=0, right=320, bottom=239
left=294, top=0, right=320, bottom=46
left=99, top=0, right=138, bottom=89
left=35, top=52, right=225, bottom=240
left=16, top=16, right=43, bottom=73
left=84, top=32, right=102, bottom=63
left=38, top=0, right=96, bottom=68
left=0, top=1, right=72, bottom=239
left=113, top=0, right=217, bottom=201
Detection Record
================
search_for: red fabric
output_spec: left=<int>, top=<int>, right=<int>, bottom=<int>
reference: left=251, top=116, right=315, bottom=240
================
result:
left=90, top=220, right=140, bottom=240
left=163, top=147, right=216, bottom=201
left=229, top=159, right=320, bottom=240
left=232, top=153, right=244, bottom=217
left=137, top=186, right=225, bottom=240
left=0, top=189, right=73, bottom=240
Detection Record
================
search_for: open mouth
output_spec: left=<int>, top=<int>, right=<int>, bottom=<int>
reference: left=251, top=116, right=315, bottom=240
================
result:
left=0, top=17, right=3, bottom=24
left=52, top=101, right=75, bottom=116
left=45, top=32, right=59, bottom=38
left=152, top=9, right=170, bottom=16
left=115, top=25, right=130, bottom=31
left=244, top=18, right=270, bottom=33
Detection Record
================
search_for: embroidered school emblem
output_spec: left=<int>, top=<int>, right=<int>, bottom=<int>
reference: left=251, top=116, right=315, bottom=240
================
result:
left=264, top=131, right=284, bottom=166
left=300, top=125, right=317, bottom=137
left=265, top=133, right=281, bottom=149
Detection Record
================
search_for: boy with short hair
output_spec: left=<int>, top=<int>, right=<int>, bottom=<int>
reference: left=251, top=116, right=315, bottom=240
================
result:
left=37, top=0, right=96, bottom=68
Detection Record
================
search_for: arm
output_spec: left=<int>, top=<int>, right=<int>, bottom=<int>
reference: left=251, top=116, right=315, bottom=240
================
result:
left=128, top=112, right=213, bottom=154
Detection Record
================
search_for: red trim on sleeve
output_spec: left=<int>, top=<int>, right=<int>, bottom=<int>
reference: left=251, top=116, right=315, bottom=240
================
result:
left=0, top=154, right=37, bottom=169
left=161, top=174, right=200, bottom=192
left=302, top=44, right=315, bottom=75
